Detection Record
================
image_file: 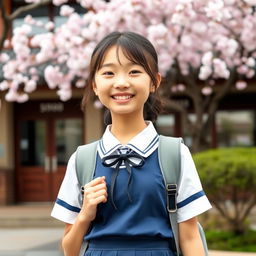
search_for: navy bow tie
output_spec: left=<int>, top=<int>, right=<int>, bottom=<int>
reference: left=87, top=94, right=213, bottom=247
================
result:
left=102, top=152, right=145, bottom=210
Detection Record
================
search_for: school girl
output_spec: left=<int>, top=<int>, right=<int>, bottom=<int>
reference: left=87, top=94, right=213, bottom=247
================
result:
left=51, top=31, right=212, bottom=256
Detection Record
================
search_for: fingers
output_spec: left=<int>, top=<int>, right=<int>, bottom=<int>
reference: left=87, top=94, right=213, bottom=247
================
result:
left=87, top=190, right=108, bottom=203
left=82, top=176, right=108, bottom=204
left=92, top=195, right=108, bottom=204
left=84, top=176, right=105, bottom=188
left=84, top=183, right=107, bottom=193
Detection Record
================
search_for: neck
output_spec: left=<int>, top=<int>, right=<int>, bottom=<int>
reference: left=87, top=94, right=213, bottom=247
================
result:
left=110, top=114, right=147, bottom=144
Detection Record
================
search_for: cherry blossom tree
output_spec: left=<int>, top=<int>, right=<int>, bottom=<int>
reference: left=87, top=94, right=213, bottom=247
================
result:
left=0, top=0, right=256, bottom=151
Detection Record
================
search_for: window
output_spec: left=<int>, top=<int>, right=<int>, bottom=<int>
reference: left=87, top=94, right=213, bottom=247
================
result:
left=183, top=114, right=209, bottom=148
left=155, top=115, right=175, bottom=136
left=216, top=110, right=255, bottom=147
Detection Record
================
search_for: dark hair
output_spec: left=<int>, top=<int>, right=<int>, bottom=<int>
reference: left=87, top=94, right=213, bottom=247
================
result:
left=81, top=31, right=162, bottom=123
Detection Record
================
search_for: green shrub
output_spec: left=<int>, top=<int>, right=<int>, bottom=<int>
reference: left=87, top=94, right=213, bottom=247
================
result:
left=206, top=230, right=256, bottom=252
left=193, top=147, right=256, bottom=234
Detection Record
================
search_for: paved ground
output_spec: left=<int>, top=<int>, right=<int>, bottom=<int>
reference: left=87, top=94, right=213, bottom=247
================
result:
left=0, top=204, right=256, bottom=256
left=0, top=228, right=63, bottom=256
left=1, top=227, right=256, bottom=256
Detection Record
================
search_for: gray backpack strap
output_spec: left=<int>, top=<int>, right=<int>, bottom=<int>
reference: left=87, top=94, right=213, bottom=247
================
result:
left=75, top=140, right=99, bottom=256
left=158, top=135, right=182, bottom=256
left=76, top=141, right=99, bottom=187
left=159, top=135, right=208, bottom=256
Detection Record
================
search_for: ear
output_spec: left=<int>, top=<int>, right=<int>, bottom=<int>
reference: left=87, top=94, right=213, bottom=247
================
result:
left=150, top=72, right=162, bottom=92
left=92, top=81, right=98, bottom=96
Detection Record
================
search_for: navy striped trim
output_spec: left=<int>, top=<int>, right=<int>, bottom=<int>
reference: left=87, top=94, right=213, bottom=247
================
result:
left=127, top=135, right=159, bottom=155
left=143, top=134, right=159, bottom=152
left=177, top=191, right=205, bottom=209
left=99, top=139, right=121, bottom=156
left=56, top=198, right=81, bottom=213
left=99, top=139, right=106, bottom=152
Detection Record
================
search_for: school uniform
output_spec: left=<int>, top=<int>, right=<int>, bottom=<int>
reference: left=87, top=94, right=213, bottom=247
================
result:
left=51, top=121, right=212, bottom=255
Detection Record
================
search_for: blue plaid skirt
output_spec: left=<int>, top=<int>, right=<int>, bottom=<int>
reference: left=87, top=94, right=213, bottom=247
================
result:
left=84, top=237, right=175, bottom=256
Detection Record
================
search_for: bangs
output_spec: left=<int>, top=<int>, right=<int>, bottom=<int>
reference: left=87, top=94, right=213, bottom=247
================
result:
left=116, top=41, right=149, bottom=69
left=95, top=36, right=158, bottom=73
left=89, top=31, right=159, bottom=87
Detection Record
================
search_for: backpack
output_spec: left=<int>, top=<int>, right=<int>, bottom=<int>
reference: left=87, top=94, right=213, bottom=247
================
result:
left=75, top=135, right=208, bottom=256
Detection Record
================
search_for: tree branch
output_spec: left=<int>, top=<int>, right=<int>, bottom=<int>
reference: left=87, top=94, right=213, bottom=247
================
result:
left=241, top=196, right=256, bottom=223
left=161, top=97, right=194, bottom=133
left=203, top=68, right=237, bottom=136
left=0, top=0, right=52, bottom=52
left=174, top=59, right=201, bottom=98
left=0, top=1, right=10, bottom=51
left=212, top=201, right=234, bottom=224
left=8, top=0, right=51, bottom=21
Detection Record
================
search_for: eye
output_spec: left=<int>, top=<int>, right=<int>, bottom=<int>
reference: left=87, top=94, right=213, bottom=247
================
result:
left=102, top=71, right=114, bottom=76
left=129, top=70, right=142, bottom=75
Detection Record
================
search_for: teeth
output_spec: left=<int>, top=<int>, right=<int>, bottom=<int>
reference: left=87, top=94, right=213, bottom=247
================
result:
left=113, top=95, right=132, bottom=100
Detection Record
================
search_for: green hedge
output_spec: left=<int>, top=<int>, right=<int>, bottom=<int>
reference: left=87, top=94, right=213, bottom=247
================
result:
left=193, top=147, right=256, bottom=233
left=206, top=230, right=256, bottom=252
left=193, top=147, right=256, bottom=192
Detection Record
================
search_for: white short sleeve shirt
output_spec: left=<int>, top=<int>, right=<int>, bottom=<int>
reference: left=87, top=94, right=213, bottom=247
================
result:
left=51, top=121, right=211, bottom=225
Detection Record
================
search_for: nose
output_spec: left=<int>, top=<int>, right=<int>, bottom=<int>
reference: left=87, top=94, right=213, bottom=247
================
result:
left=113, top=74, right=130, bottom=89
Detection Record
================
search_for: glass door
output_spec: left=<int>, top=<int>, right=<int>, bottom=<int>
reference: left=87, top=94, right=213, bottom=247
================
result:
left=16, top=117, right=83, bottom=202
left=17, top=119, right=51, bottom=201
left=51, top=118, right=83, bottom=199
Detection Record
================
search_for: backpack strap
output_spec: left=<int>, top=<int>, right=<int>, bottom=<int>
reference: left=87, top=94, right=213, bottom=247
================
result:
left=75, top=140, right=99, bottom=256
left=75, top=141, right=99, bottom=187
left=158, top=135, right=182, bottom=256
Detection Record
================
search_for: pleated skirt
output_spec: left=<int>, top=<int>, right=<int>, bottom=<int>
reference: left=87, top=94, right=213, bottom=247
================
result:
left=84, top=237, right=175, bottom=256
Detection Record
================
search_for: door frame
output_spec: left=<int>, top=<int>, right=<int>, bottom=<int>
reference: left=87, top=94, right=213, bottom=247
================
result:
left=14, top=99, right=84, bottom=202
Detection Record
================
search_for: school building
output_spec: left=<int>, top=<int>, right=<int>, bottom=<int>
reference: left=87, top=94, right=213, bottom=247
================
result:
left=1, top=1, right=256, bottom=205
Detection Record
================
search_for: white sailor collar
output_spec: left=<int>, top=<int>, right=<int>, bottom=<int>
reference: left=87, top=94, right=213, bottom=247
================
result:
left=98, top=121, right=159, bottom=159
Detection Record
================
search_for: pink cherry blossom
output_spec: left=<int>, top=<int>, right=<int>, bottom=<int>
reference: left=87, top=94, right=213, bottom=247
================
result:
left=205, top=1, right=225, bottom=21
left=246, top=69, right=255, bottom=79
left=235, top=80, right=247, bottom=90
left=0, top=53, right=10, bottom=62
left=199, top=66, right=212, bottom=80
left=60, top=5, right=74, bottom=16
left=244, top=0, right=256, bottom=5
left=94, top=100, right=103, bottom=109
left=57, top=88, right=72, bottom=101
left=17, top=93, right=29, bottom=103
left=4, top=39, right=10, bottom=48
left=202, top=87, right=213, bottom=95
left=24, top=80, right=37, bottom=93
left=24, top=15, right=36, bottom=25
left=25, top=0, right=41, bottom=3
left=202, top=52, right=213, bottom=66
left=29, top=67, right=38, bottom=75
left=5, top=89, right=19, bottom=101
left=45, top=21, right=55, bottom=31
left=44, top=66, right=63, bottom=89
left=213, top=59, right=230, bottom=79
left=76, top=79, right=86, bottom=88
left=237, top=65, right=249, bottom=75
left=1, top=0, right=256, bottom=102
left=246, top=57, right=255, bottom=67
left=53, top=0, right=68, bottom=6
left=191, top=21, right=208, bottom=34
left=0, top=81, right=9, bottom=90
left=177, top=84, right=186, bottom=92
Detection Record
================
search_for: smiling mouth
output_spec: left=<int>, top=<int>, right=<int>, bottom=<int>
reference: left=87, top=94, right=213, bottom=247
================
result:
left=112, top=95, right=134, bottom=100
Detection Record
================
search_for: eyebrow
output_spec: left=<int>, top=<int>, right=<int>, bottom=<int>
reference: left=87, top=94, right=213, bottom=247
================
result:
left=100, top=62, right=139, bottom=69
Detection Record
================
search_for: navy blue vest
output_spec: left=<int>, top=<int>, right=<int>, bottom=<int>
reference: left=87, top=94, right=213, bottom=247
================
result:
left=85, top=149, right=173, bottom=240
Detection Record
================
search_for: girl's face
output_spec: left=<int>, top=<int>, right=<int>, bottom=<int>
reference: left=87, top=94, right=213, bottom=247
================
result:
left=93, top=45, right=161, bottom=120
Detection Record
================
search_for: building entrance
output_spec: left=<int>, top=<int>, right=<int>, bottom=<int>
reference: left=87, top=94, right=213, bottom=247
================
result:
left=15, top=100, right=83, bottom=202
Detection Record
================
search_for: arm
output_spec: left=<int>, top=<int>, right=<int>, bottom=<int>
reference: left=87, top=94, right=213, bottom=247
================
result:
left=179, top=217, right=205, bottom=256
left=62, top=176, right=107, bottom=256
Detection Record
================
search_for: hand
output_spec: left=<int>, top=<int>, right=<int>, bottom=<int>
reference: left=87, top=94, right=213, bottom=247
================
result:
left=79, top=176, right=108, bottom=222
